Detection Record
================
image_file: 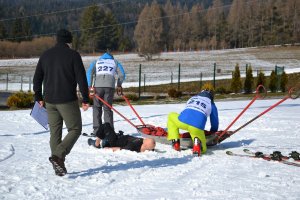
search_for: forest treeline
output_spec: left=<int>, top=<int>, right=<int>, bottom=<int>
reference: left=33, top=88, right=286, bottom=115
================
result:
left=0, top=0, right=299, bottom=58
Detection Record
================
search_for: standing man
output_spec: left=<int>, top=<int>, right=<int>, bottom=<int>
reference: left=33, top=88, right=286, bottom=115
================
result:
left=86, top=51, right=125, bottom=134
left=167, top=89, right=219, bottom=156
left=33, top=29, right=89, bottom=176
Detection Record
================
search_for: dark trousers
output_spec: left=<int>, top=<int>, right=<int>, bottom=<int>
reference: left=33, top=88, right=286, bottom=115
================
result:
left=93, top=87, right=115, bottom=134
left=46, top=100, right=82, bottom=159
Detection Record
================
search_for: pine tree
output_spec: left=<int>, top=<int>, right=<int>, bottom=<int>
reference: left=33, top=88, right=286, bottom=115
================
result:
left=163, top=0, right=177, bottom=51
left=231, top=64, right=242, bottom=93
left=101, top=11, right=121, bottom=51
left=256, top=70, right=266, bottom=91
left=0, top=22, right=7, bottom=40
left=268, top=70, right=277, bottom=92
left=244, top=65, right=254, bottom=94
left=177, top=4, right=191, bottom=51
left=11, top=18, right=23, bottom=42
left=280, top=71, right=288, bottom=92
left=190, top=4, right=208, bottom=49
left=80, top=5, right=106, bottom=53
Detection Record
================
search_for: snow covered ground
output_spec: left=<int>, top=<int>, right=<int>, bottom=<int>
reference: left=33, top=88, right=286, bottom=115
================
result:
left=0, top=98, right=300, bottom=200
left=1, top=46, right=300, bottom=91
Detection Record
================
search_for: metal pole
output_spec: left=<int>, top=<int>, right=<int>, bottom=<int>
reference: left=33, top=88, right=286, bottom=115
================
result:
left=171, top=72, right=173, bottom=84
left=143, top=74, right=146, bottom=92
left=200, top=72, right=203, bottom=89
left=178, top=63, right=181, bottom=91
left=138, top=64, right=141, bottom=99
left=21, top=75, right=23, bottom=91
left=29, top=76, right=32, bottom=92
left=6, top=73, right=8, bottom=91
left=213, top=63, right=216, bottom=89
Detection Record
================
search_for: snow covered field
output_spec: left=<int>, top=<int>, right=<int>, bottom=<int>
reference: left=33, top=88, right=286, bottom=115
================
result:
left=0, top=98, right=300, bottom=200
left=0, top=46, right=300, bottom=91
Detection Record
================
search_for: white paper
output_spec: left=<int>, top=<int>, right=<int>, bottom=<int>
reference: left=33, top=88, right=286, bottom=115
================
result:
left=30, top=101, right=49, bottom=130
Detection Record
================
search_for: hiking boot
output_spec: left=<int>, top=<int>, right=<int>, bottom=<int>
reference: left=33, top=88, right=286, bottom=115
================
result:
left=172, top=139, right=181, bottom=151
left=88, top=138, right=98, bottom=147
left=88, top=138, right=107, bottom=148
left=192, top=137, right=202, bottom=156
left=49, top=155, right=67, bottom=176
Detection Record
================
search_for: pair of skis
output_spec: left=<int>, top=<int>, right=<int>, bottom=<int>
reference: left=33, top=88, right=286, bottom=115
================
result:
left=226, top=149, right=300, bottom=167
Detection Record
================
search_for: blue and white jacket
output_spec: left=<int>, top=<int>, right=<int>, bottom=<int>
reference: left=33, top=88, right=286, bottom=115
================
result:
left=86, top=53, right=126, bottom=88
left=178, top=93, right=219, bottom=132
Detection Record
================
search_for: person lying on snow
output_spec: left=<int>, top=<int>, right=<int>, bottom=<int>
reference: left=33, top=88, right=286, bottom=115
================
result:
left=167, top=89, right=219, bottom=156
left=88, top=123, right=156, bottom=152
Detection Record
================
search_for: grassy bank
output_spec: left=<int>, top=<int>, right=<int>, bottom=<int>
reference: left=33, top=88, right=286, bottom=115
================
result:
left=121, top=72, right=300, bottom=105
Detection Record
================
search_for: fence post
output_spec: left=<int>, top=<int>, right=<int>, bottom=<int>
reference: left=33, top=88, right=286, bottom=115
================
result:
left=275, top=65, right=278, bottom=92
left=6, top=73, right=8, bottom=91
left=171, top=72, right=173, bottom=84
left=200, top=72, right=203, bottom=89
left=29, top=76, right=32, bottom=92
left=138, top=64, right=141, bottom=99
left=143, top=74, right=146, bottom=92
left=213, top=63, right=216, bottom=89
left=21, top=75, right=23, bottom=91
left=177, top=63, right=181, bottom=91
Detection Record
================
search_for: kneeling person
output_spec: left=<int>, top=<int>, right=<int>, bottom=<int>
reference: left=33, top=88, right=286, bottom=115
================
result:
left=88, top=123, right=155, bottom=152
left=167, top=89, right=219, bottom=156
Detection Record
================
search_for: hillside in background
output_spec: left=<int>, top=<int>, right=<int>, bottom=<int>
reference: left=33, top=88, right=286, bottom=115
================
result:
left=0, top=0, right=215, bottom=41
left=0, top=0, right=299, bottom=57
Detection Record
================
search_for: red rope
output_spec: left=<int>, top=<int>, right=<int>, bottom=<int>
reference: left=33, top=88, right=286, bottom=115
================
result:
left=94, top=94, right=137, bottom=128
left=122, top=95, right=146, bottom=126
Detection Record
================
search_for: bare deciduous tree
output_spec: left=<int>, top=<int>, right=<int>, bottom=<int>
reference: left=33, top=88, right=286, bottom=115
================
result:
left=134, top=1, right=165, bottom=60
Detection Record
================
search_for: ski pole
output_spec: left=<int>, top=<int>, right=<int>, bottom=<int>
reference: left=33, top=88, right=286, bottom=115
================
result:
left=232, top=87, right=298, bottom=134
left=122, top=95, right=146, bottom=126
left=94, top=94, right=137, bottom=129
left=218, top=85, right=266, bottom=140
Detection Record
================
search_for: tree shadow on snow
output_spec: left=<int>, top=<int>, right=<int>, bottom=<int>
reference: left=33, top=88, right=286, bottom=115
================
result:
left=68, top=155, right=193, bottom=179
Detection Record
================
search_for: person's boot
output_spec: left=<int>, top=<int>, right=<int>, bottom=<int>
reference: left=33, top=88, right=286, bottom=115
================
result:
left=88, top=138, right=103, bottom=148
left=49, top=155, right=67, bottom=176
left=88, top=138, right=108, bottom=148
left=192, top=137, right=202, bottom=156
left=172, top=139, right=181, bottom=151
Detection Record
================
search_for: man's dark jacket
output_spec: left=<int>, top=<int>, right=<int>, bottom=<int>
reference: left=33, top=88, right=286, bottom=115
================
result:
left=33, top=42, right=89, bottom=104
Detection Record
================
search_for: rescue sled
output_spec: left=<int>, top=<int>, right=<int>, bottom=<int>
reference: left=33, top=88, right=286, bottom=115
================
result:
left=93, top=85, right=299, bottom=149
left=136, top=124, right=231, bottom=148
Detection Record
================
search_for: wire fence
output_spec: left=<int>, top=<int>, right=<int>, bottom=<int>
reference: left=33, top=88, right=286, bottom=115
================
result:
left=0, top=63, right=277, bottom=92
left=0, top=74, right=33, bottom=92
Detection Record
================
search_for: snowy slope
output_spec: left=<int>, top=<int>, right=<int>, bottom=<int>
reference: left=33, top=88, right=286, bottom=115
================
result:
left=0, top=98, right=300, bottom=200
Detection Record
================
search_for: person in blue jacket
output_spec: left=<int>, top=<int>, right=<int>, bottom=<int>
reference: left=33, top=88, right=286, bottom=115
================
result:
left=86, top=51, right=126, bottom=134
left=167, top=89, right=219, bottom=156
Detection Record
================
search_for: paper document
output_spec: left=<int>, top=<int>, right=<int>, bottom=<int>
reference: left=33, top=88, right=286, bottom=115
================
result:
left=30, top=101, right=49, bottom=130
